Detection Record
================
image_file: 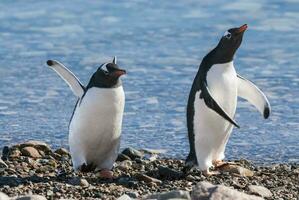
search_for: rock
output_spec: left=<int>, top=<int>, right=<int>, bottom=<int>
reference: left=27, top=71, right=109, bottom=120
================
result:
left=117, top=153, right=132, bottom=162
left=20, top=141, right=52, bottom=153
left=191, top=181, right=263, bottom=200
left=122, top=147, right=143, bottom=160
left=135, top=173, right=162, bottom=185
left=54, top=148, right=69, bottom=156
left=0, top=158, right=8, bottom=170
left=117, top=194, right=133, bottom=200
left=8, top=148, right=21, bottom=158
left=117, top=160, right=133, bottom=171
left=248, top=185, right=272, bottom=198
left=1, top=146, right=10, bottom=160
left=141, top=148, right=167, bottom=154
left=144, top=190, right=191, bottom=200
left=14, top=195, right=47, bottom=200
left=68, top=177, right=89, bottom=188
left=158, top=166, right=183, bottom=179
left=126, top=192, right=139, bottom=198
left=0, top=192, right=9, bottom=200
left=21, top=147, right=42, bottom=158
left=218, top=164, right=254, bottom=177
left=80, top=178, right=90, bottom=188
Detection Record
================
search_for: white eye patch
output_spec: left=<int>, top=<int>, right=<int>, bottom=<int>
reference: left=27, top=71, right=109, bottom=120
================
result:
left=223, top=31, right=232, bottom=39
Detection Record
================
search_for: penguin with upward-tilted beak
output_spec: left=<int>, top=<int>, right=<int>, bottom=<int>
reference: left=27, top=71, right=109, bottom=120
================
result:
left=47, top=57, right=126, bottom=178
left=186, top=24, right=271, bottom=175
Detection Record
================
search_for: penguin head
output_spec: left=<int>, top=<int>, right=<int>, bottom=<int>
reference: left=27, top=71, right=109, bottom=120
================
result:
left=213, top=24, right=247, bottom=63
left=89, top=56, right=126, bottom=88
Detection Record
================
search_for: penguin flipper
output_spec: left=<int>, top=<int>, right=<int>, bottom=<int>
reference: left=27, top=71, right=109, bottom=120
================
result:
left=201, top=82, right=240, bottom=128
left=47, top=60, right=85, bottom=98
left=237, top=74, right=271, bottom=119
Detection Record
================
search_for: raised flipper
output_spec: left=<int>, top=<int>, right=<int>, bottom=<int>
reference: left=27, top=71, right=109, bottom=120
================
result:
left=237, top=74, right=271, bottom=119
left=47, top=60, right=85, bottom=98
left=200, top=81, right=240, bottom=128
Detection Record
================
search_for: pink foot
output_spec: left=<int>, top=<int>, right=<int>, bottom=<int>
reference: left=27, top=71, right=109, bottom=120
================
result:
left=99, top=169, right=114, bottom=179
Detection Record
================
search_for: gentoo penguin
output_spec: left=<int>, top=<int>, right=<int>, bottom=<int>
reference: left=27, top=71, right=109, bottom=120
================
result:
left=186, top=24, right=271, bottom=175
left=47, top=57, right=126, bottom=178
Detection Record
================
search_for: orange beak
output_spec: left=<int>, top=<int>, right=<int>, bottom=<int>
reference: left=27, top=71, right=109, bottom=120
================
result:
left=237, top=24, right=248, bottom=33
left=112, top=69, right=126, bottom=77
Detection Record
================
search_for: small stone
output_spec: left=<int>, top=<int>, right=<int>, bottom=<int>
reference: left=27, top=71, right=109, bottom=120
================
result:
left=218, top=164, right=254, bottom=177
left=126, top=192, right=139, bottom=198
left=135, top=173, right=162, bottom=185
left=8, top=149, right=22, bottom=158
left=80, top=178, right=89, bottom=188
left=186, top=175, right=196, bottom=181
left=248, top=185, right=273, bottom=198
left=0, top=192, right=9, bottom=200
left=122, top=147, right=143, bottom=160
left=14, top=195, right=47, bottom=200
left=0, top=158, right=8, bottom=170
left=21, top=147, right=42, bottom=158
left=54, top=148, right=69, bottom=156
left=145, top=190, right=191, bottom=200
left=69, top=177, right=89, bottom=188
left=117, top=194, right=133, bottom=200
left=20, top=141, right=52, bottom=153
left=116, top=153, right=132, bottom=162
left=192, top=181, right=263, bottom=200
left=158, top=166, right=183, bottom=179
left=117, top=160, right=133, bottom=171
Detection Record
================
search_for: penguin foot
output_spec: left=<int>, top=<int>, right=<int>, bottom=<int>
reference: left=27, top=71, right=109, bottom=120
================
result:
left=213, top=160, right=235, bottom=168
left=212, top=160, right=226, bottom=168
left=203, top=169, right=220, bottom=176
left=99, top=169, right=114, bottom=179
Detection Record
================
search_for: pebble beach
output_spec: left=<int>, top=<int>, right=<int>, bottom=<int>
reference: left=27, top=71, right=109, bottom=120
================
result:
left=0, top=141, right=298, bottom=199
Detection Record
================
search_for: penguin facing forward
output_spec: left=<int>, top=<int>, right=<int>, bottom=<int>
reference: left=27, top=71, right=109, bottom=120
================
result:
left=47, top=57, right=126, bottom=178
left=186, top=24, right=271, bottom=175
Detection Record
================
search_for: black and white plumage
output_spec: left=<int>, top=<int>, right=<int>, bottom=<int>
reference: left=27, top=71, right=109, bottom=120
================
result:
left=47, top=57, right=126, bottom=172
left=186, top=24, right=271, bottom=174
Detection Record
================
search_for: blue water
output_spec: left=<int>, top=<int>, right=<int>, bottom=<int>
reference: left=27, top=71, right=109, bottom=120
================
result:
left=0, top=0, right=298, bottom=163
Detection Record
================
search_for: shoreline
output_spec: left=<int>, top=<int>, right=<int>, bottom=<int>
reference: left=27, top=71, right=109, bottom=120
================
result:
left=0, top=141, right=298, bottom=199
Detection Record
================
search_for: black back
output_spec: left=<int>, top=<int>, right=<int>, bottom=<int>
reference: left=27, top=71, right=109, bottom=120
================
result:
left=186, top=24, right=247, bottom=165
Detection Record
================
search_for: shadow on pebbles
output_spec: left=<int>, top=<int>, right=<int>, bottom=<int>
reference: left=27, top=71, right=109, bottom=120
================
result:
left=0, top=141, right=297, bottom=199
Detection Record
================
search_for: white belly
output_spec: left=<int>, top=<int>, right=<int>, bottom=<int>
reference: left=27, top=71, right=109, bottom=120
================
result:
left=194, top=62, right=237, bottom=170
left=69, top=86, right=125, bottom=170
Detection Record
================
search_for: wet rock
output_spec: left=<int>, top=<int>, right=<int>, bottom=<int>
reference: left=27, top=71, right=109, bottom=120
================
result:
left=0, top=192, right=9, bottom=200
left=158, top=166, right=183, bottom=179
left=218, top=164, right=254, bottom=177
left=14, top=195, right=47, bottom=200
left=54, top=148, right=69, bottom=156
left=21, top=147, right=42, bottom=158
left=248, top=185, right=272, bottom=198
left=117, top=194, right=133, bottom=200
left=191, top=181, right=263, bottom=200
left=20, top=141, right=52, bottom=153
left=135, top=173, right=162, bottom=185
left=117, top=153, right=132, bottom=162
left=144, top=190, right=191, bottom=200
left=1, top=146, right=10, bottom=161
left=122, top=147, right=143, bottom=160
left=141, top=148, right=167, bottom=155
left=126, top=192, right=139, bottom=198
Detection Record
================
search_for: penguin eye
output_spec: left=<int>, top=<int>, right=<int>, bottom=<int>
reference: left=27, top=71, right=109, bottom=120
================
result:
left=223, top=31, right=232, bottom=39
